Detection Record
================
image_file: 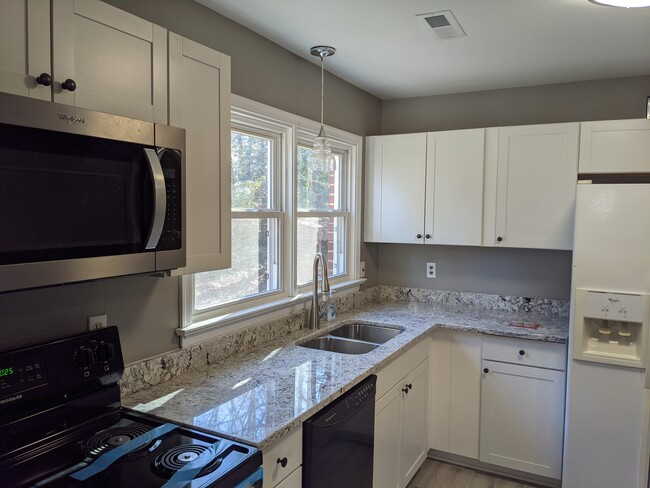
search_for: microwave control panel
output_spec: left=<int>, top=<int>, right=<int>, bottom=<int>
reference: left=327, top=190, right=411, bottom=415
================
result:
left=158, top=149, right=182, bottom=251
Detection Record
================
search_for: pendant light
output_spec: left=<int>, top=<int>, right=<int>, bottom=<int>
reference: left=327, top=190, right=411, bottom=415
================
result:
left=309, top=45, right=337, bottom=171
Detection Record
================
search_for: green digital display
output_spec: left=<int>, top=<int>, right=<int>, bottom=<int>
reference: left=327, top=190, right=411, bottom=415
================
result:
left=0, top=367, right=14, bottom=377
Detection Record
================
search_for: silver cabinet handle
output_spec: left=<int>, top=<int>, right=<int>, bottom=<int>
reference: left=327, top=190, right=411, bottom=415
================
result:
left=144, top=148, right=167, bottom=250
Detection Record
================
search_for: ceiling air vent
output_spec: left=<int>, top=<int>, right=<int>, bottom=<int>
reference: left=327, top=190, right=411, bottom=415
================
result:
left=416, top=10, right=466, bottom=40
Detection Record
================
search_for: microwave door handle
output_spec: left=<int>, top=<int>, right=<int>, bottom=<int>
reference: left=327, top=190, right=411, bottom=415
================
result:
left=143, top=148, right=167, bottom=250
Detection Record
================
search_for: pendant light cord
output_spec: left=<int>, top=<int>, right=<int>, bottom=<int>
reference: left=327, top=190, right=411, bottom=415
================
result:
left=320, top=54, right=325, bottom=127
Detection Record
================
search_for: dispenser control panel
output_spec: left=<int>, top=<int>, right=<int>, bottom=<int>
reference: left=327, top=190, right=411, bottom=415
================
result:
left=583, top=292, right=645, bottom=322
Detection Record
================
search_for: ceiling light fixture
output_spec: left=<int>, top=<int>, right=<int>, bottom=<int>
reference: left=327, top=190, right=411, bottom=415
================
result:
left=309, top=45, right=337, bottom=171
left=588, top=0, right=650, bottom=7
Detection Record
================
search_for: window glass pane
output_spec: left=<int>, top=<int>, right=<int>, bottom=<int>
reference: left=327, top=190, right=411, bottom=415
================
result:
left=195, top=218, right=279, bottom=309
left=231, top=131, right=273, bottom=210
left=297, top=146, right=341, bottom=211
left=297, top=216, right=345, bottom=285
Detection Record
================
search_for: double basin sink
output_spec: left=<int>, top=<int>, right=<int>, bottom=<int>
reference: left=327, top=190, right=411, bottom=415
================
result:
left=298, top=322, right=403, bottom=355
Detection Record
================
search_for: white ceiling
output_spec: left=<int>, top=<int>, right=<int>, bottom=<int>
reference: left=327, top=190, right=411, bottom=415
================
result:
left=196, top=0, right=650, bottom=100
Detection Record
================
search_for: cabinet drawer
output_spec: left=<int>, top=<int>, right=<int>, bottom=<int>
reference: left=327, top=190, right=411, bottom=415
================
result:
left=262, top=425, right=302, bottom=487
left=376, top=335, right=430, bottom=400
left=482, top=336, right=566, bottom=371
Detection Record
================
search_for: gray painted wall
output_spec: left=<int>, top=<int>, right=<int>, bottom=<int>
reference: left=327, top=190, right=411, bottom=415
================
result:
left=381, top=75, right=650, bottom=135
left=377, top=75, right=650, bottom=301
left=0, top=0, right=381, bottom=363
left=378, top=245, right=572, bottom=300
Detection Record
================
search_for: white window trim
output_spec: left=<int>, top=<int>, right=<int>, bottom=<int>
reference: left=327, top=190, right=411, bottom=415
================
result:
left=178, top=95, right=363, bottom=347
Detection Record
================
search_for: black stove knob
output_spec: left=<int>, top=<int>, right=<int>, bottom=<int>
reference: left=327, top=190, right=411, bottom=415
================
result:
left=96, top=343, right=115, bottom=362
left=74, top=347, right=95, bottom=369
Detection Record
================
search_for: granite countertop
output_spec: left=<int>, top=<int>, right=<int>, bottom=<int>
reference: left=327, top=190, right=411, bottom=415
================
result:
left=122, top=300, right=568, bottom=450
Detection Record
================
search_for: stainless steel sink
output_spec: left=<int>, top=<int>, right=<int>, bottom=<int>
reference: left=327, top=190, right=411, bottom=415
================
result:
left=329, top=323, right=403, bottom=344
left=297, top=322, right=404, bottom=355
left=299, top=336, right=378, bottom=354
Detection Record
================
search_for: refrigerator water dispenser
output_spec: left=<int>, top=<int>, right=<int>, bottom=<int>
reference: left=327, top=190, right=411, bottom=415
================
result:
left=573, top=289, right=649, bottom=368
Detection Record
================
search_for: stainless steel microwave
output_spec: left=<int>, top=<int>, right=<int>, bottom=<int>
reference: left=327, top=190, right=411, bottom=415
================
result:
left=0, top=92, right=186, bottom=292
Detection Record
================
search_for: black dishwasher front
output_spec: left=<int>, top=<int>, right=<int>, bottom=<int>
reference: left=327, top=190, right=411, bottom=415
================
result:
left=303, top=374, right=376, bottom=488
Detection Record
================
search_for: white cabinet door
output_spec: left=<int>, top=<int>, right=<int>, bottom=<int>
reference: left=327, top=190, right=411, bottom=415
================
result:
left=429, top=330, right=481, bottom=459
left=579, top=119, right=650, bottom=174
left=52, top=0, right=167, bottom=122
left=0, top=0, right=50, bottom=100
left=425, top=129, right=485, bottom=246
left=273, top=467, right=302, bottom=488
left=494, top=123, right=579, bottom=250
left=373, top=382, right=402, bottom=488
left=365, top=133, right=427, bottom=244
left=168, top=33, right=231, bottom=275
left=479, top=359, right=566, bottom=479
left=401, top=359, right=429, bottom=486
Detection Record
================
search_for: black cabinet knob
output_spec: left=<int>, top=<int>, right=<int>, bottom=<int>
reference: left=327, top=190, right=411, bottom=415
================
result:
left=402, top=387, right=409, bottom=394
left=519, top=350, right=525, bottom=356
left=277, top=457, right=288, bottom=468
left=497, top=236, right=503, bottom=242
left=406, top=383, right=413, bottom=390
left=483, top=368, right=490, bottom=374
left=425, top=234, right=431, bottom=239
left=61, top=79, right=77, bottom=91
left=36, top=73, right=52, bottom=86
left=416, top=234, right=422, bottom=239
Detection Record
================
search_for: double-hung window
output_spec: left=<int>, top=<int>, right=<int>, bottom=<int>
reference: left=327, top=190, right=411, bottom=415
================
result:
left=194, top=126, right=282, bottom=310
left=296, top=144, right=348, bottom=287
left=181, top=96, right=362, bottom=345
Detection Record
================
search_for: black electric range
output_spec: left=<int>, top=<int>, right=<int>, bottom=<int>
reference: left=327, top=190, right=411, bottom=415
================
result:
left=0, top=327, right=262, bottom=488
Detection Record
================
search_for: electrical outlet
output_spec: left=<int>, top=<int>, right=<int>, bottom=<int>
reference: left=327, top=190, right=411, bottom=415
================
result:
left=88, top=314, right=108, bottom=331
left=360, top=261, right=366, bottom=278
left=426, top=262, right=436, bottom=279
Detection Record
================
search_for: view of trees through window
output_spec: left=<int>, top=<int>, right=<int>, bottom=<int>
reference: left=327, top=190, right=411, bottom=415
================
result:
left=195, top=131, right=278, bottom=310
left=194, top=127, right=348, bottom=313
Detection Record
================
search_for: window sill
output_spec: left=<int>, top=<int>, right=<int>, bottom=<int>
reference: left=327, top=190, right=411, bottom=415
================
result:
left=176, top=278, right=366, bottom=347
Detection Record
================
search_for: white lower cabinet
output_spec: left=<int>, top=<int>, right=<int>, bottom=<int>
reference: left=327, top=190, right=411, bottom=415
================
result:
left=479, top=359, right=566, bottom=479
left=430, top=331, right=567, bottom=481
left=262, top=425, right=302, bottom=488
left=429, top=330, right=482, bottom=459
left=374, top=337, right=430, bottom=488
left=479, top=336, right=566, bottom=480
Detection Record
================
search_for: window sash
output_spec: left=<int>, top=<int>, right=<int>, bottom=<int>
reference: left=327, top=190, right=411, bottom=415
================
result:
left=230, top=125, right=281, bottom=212
left=192, top=215, right=283, bottom=315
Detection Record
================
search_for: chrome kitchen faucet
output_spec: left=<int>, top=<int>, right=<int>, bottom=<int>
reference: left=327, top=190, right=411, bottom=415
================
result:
left=310, top=253, right=330, bottom=329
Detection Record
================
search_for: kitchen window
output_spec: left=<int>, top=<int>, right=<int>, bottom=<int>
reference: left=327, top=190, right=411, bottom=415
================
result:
left=180, top=96, right=363, bottom=346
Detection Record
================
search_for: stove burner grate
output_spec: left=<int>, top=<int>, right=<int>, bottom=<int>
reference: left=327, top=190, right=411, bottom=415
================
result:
left=82, top=425, right=160, bottom=458
left=152, top=444, right=224, bottom=479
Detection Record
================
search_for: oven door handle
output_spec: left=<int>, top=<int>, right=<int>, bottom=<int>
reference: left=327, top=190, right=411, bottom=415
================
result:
left=144, top=148, right=167, bottom=250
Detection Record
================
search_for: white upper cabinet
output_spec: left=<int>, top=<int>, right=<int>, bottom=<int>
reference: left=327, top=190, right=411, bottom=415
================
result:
left=365, top=129, right=485, bottom=246
left=491, top=123, right=579, bottom=250
left=168, top=33, right=231, bottom=275
left=365, top=133, right=427, bottom=244
left=0, top=0, right=167, bottom=122
left=0, top=0, right=51, bottom=101
left=52, top=0, right=167, bottom=122
left=579, top=119, right=650, bottom=174
left=425, top=129, right=485, bottom=246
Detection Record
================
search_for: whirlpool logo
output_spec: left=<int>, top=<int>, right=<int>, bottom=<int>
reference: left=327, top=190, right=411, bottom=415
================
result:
left=57, top=112, right=86, bottom=125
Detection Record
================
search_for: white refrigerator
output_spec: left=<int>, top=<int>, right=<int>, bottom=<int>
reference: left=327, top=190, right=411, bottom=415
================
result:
left=564, top=182, right=650, bottom=488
